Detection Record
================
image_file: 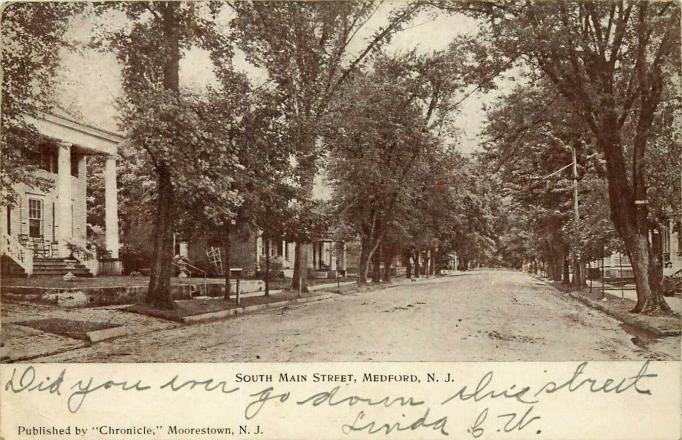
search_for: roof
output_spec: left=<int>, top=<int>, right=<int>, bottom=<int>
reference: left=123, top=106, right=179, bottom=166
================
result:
left=49, top=106, right=125, bottom=140
left=24, top=109, right=124, bottom=156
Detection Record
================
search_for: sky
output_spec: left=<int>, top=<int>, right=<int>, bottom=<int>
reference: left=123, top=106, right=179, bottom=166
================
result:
left=56, top=4, right=495, bottom=156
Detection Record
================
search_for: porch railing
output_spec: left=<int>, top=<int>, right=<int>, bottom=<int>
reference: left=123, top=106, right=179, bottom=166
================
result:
left=1, top=232, right=33, bottom=275
left=172, top=259, right=208, bottom=295
left=69, top=245, right=99, bottom=276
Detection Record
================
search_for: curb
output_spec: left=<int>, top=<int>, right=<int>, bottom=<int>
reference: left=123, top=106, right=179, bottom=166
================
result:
left=531, top=274, right=681, bottom=337
left=181, top=293, right=337, bottom=324
left=3, top=276, right=446, bottom=361
left=2, top=344, right=88, bottom=363
left=86, top=326, right=131, bottom=342
left=566, top=291, right=681, bottom=337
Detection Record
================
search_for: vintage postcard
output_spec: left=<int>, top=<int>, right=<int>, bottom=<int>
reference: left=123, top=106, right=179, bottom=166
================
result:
left=0, top=1, right=680, bottom=439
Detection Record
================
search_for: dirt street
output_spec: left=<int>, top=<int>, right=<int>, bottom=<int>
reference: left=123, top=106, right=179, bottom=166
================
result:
left=31, top=270, right=680, bottom=362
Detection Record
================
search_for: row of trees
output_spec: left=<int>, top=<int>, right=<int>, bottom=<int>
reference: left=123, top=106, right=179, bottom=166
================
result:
left=323, top=50, right=499, bottom=283
left=76, top=2, right=497, bottom=301
left=4, top=1, right=679, bottom=316
left=455, top=0, right=681, bottom=313
left=89, top=1, right=429, bottom=307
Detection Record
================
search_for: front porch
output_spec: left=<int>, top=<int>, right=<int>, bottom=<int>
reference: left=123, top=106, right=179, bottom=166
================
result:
left=254, top=237, right=348, bottom=279
left=1, top=110, right=124, bottom=277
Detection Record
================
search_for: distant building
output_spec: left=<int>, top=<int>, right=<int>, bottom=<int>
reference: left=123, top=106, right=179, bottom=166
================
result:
left=178, top=229, right=348, bottom=280
left=662, top=219, right=681, bottom=273
left=602, top=222, right=680, bottom=278
left=1, top=109, right=123, bottom=277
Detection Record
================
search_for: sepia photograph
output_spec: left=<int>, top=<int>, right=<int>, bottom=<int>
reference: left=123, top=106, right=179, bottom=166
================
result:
left=0, top=0, right=680, bottom=367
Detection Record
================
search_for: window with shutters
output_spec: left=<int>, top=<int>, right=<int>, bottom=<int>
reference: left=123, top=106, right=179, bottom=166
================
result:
left=28, top=198, right=43, bottom=238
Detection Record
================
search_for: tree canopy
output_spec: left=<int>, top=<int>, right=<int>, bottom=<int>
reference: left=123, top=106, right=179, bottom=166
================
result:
left=0, top=3, right=81, bottom=206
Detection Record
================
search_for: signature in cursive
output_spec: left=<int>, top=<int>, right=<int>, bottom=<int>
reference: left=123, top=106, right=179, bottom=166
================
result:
left=342, top=408, right=449, bottom=436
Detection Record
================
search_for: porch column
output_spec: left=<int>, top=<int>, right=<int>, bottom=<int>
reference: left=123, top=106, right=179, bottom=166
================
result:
left=255, top=234, right=262, bottom=270
left=55, top=142, right=72, bottom=257
left=311, top=242, right=316, bottom=269
left=76, top=155, right=87, bottom=244
left=307, top=243, right=314, bottom=269
left=104, top=156, right=120, bottom=259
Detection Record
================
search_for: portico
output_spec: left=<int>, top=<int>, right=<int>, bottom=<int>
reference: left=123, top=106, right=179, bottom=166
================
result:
left=0, top=109, right=123, bottom=276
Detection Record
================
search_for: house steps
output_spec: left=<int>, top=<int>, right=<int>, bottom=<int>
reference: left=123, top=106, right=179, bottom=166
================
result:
left=31, top=258, right=93, bottom=277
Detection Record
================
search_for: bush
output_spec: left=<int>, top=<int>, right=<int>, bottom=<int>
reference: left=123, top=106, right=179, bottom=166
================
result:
left=119, top=243, right=152, bottom=275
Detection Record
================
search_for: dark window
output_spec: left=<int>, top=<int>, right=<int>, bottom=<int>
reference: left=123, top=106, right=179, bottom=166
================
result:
left=28, top=198, right=43, bottom=238
left=39, top=144, right=57, bottom=173
left=70, top=150, right=79, bottom=177
left=24, top=148, right=40, bottom=166
left=23, top=143, right=56, bottom=172
left=6, top=206, right=11, bottom=235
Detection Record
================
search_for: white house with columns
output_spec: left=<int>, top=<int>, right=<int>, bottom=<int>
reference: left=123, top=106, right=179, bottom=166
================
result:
left=0, top=109, right=123, bottom=277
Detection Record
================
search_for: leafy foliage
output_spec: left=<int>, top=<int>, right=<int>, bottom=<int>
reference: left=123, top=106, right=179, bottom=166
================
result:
left=0, top=3, right=81, bottom=206
left=450, top=1, right=681, bottom=312
left=324, top=50, right=490, bottom=281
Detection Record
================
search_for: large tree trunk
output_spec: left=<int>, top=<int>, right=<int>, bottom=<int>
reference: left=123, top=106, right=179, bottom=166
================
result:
left=292, top=242, right=309, bottom=292
left=359, top=228, right=385, bottom=285
left=562, top=255, right=570, bottom=284
left=547, top=252, right=561, bottom=281
left=223, top=222, right=231, bottom=300
left=161, top=3, right=180, bottom=92
left=146, top=164, right=175, bottom=309
left=382, top=246, right=393, bottom=283
left=599, top=119, right=670, bottom=314
left=413, top=252, right=421, bottom=278
left=371, top=244, right=381, bottom=283
left=607, top=191, right=670, bottom=314
left=405, top=250, right=412, bottom=278
left=145, top=2, right=180, bottom=309
left=572, top=258, right=583, bottom=289
left=358, top=238, right=371, bottom=284
left=299, top=243, right=309, bottom=292
left=292, top=242, right=300, bottom=288
left=552, top=259, right=561, bottom=281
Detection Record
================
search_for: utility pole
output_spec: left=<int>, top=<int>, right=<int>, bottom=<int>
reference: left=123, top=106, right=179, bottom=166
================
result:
left=530, top=149, right=582, bottom=287
left=572, top=145, right=581, bottom=289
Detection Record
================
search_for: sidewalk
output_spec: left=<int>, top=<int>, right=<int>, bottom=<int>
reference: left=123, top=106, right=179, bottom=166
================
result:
left=532, top=275, right=681, bottom=337
left=235, top=280, right=356, bottom=298
left=1, top=302, right=181, bottom=362
left=590, top=281, right=682, bottom=314
left=1, top=275, right=443, bottom=362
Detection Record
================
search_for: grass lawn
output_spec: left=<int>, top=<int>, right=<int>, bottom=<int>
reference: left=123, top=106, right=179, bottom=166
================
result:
left=549, top=280, right=680, bottom=335
left=124, top=291, right=321, bottom=322
left=1, top=275, right=357, bottom=290
left=14, top=318, right=120, bottom=340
